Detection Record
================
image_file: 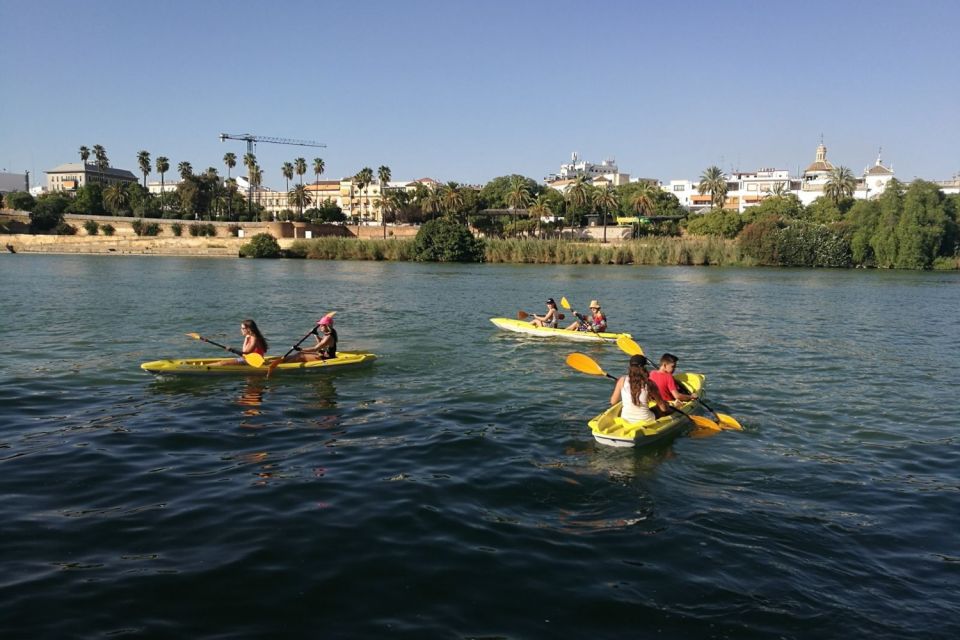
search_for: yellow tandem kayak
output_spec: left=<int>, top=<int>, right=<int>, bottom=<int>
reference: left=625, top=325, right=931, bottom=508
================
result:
left=140, top=351, right=377, bottom=376
left=490, top=317, right=629, bottom=343
left=587, top=373, right=706, bottom=447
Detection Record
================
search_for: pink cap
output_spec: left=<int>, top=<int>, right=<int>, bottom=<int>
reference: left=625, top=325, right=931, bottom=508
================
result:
left=317, top=316, right=334, bottom=326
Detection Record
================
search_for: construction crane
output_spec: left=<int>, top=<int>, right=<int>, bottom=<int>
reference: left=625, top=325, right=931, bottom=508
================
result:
left=219, top=133, right=326, bottom=217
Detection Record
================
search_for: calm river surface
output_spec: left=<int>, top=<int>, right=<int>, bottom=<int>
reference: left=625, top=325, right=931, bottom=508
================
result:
left=1, top=255, right=958, bottom=639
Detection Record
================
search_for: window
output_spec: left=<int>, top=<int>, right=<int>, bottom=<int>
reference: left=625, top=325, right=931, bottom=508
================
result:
left=673, top=185, right=685, bottom=191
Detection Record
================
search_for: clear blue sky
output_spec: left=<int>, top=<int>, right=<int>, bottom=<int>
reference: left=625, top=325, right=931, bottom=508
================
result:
left=2, top=0, right=958, bottom=190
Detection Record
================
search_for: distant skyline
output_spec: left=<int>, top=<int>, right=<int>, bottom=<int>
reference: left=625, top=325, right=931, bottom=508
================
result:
left=2, top=0, right=958, bottom=191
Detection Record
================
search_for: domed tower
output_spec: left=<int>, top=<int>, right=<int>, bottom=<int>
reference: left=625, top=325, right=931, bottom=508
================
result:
left=803, top=140, right=835, bottom=180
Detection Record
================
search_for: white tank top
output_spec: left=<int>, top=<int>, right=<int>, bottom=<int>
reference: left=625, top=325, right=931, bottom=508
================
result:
left=620, top=377, right=655, bottom=423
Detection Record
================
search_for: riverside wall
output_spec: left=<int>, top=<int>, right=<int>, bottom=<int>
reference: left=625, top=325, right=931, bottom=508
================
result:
left=1, top=210, right=419, bottom=256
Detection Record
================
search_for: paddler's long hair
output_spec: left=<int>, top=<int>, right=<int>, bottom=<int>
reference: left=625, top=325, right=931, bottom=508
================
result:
left=242, top=319, right=268, bottom=352
left=627, top=355, right=661, bottom=407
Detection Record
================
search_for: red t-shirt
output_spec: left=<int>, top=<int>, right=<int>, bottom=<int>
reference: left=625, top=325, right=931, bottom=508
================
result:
left=649, top=370, right=680, bottom=401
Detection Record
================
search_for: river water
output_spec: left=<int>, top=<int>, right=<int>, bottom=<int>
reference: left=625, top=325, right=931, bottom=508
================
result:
left=1, top=255, right=957, bottom=639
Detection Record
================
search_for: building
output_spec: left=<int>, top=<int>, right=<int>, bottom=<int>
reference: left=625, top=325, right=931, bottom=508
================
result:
left=46, top=162, right=138, bottom=193
left=1, top=171, right=29, bottom=195
left=545, top=152, right=631, bottom=191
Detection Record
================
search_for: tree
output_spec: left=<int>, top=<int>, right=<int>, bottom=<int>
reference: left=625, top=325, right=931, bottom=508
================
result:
left=564, top=175, right=591, bottom=225
left=527, top=193, right=553, bottom=238
left=846, top=199, right=882, bottom=265
left=104, top=182, right=132, bottom=215
left=178, top=161, right=193, bottom=180
left=378, top=165, right=392, bottom=238
left=30, top=193, right=68, bottom=231
left=480, top=174, right=541, bottom=209
left=282, top=162, right=294, bottom=194
left=4, top=191, right=35, bottom=212
left=354, top=167, right=374, bottom=225
left=92, top=144, right=109, bottom=186
left=294, top=157, right=307, bottom=217
left=441, top=182, right=465, bottom=219
left=288, top=184, right=312, bottom=216
left=156, top=156, right=170, bottom=213
left=505, top=175, right=532, bottom=227
left=137, top=150, right=151, bottom=189
left=629, top=182, right=657, bottom=217
left=243, top=153, right=257, bottom=218
left=223, top=152, right=237, bottom=219
left=871, top=178, right=904, bottom=268
left=895, top=180, right=953, bottom=269
left=593, top=186, right=620, bottom=242
left=78, top=145, right=90, bottom=165
left=240, top=233, right=281, bottom=258
left=313, top=157, right=325, bottom=189
left=824, top=166, right=857, bottom=204
left=698, top=166, right=727, bottom=210
left=413, top=217, right=485, bottom=262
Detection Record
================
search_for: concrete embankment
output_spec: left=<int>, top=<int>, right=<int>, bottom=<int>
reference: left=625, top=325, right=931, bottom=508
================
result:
left=4, top=233, right=252, bottom=257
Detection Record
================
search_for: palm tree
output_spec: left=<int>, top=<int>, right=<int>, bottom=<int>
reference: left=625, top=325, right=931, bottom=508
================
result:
left=593, top=186, right=620, bottom=243
left=223, top=153, right=237, bottom=218
left=698, top=166, right=728, bottom=210
left=505, top=176, right=532, bottom=227
left=378, top=165, right=392, bottom=238
left=92, top=144, right=108, bottom=187
left=103, top=183, right=130, bottom=215
left=354, top=167, right=374, bottom=225
left=441, top=182, right=465, bottom=219
left=527, top=194, right=553, bottom=238
left=313, top=157, right=325, bottom=188
left=155, top=156, right=170, bottom=213
left=79, top=145, right=90, bottom=165
left=243, top=153, right=257, bottom=218
left=824, top=166, right=857, bottom=204
left=288, top=184, right=312, bottom=216
left=282, top=162, right=294, bottom=194
left=420, top=188, right=442, bottom=219
left=250, top=164, right=263, bottom=216
left=178, top=161, right=193, bottom=180
left=770, top=181, right=789, bottom=198
left=630, top=182, right=657, bottom=217
left=137, top=150, right=151, bottom=189
left=565, top=175, right=590, bottom=211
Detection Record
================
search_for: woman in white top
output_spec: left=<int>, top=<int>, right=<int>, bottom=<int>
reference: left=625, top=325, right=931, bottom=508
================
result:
left=609, top=355, right=669, bottom=423
left=530, top=298, right=559, bottom=328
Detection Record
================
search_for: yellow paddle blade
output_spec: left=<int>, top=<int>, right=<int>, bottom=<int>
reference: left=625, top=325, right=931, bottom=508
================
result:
left=323, top=311, right=337, bottom=319
left=688, top=414, right=721, bottom=431
left=185, top=332, right=202, bottom=340
left=616, top=334, right=644, bottom=357
left=565, top=352, right=606, bottom=377
left=560, top=296, right=571, bottom=310
left=244, top=353, right=265, bottom=368
left=717, top=413, right=743, bottom=430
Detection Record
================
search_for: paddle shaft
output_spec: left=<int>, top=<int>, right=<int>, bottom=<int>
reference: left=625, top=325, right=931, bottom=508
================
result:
left=199, top=335, right=240, bottom=355
left=269, top=327, right=318, bottom=366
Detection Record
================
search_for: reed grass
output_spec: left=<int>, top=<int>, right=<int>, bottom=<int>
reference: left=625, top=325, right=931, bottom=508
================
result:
left=287, top=236, right=745, bottom=266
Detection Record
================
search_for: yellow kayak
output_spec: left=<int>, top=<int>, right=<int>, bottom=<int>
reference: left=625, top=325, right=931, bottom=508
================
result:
left=490, top=317, right=628, bottom=343
left=588, top=373, right=705, bottom=447
left=140, top=351, right=377, bottom=376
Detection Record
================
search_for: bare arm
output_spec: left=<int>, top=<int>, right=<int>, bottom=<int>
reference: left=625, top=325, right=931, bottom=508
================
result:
left=610, top=376, right=625, bottom=406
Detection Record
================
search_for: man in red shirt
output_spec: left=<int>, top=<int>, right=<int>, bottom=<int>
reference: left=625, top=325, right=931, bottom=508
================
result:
left=649, top=353, right=698, bottom=404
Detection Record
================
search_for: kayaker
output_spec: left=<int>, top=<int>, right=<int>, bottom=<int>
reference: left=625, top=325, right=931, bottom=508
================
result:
left=649, top=353, right=698, bottom=404
left=286, top=314, right=338, bottom=362
left=610, top=354, right=669, bottom=422
left=530, top=298, right=560, bottom=328
left=565, top=300, right=608, bottom=332
left=213, top=319, right=268, bottom=366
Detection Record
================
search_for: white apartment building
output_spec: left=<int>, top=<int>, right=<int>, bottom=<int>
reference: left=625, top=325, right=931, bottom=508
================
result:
left=46, top=162, right=138, bottom=193
left=546, top=153, right=631, bottom=191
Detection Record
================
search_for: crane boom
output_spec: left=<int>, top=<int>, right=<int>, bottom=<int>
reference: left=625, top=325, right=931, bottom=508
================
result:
left=218, top=132, right=327, bottom=217
left=219, top=133, right=326, bottom=148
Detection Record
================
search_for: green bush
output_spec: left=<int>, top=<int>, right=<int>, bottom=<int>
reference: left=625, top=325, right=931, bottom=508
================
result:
left=101, top=223, right=115, bottom=236
left=54, top=222, right=77, bottom=235
left=142, top=222, right=161, bottom=236
left=227, top=224, right=241, bottom=237
left=171, top=223, right=183, bottom=236
left=188, top=223, right=216, bottom=237
left=738, top=218, right=850, bottom=267
left=684, top=208, right=744, bottom=238
left=413, top=218, right=485, bottom=262
left=240, top=233, right=281, bottom=258
left=131, top=218, right=144, bottom=236
left=83, top=220, right=99, bottom=235
left=5, top=191, right=35, bottom=212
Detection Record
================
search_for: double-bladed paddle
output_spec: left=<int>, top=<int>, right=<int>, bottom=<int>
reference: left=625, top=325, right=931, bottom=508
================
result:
left=565, top=352, right=720, bottom=430
left=614, top=335, right=743, bottom=430
left=517, top=310, right=565, bottom=321
left=185, top=332, right=265, bottom=368
left=266, top=312, right=336, bottom=378
left=559, top=297, right=603, bottom=339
